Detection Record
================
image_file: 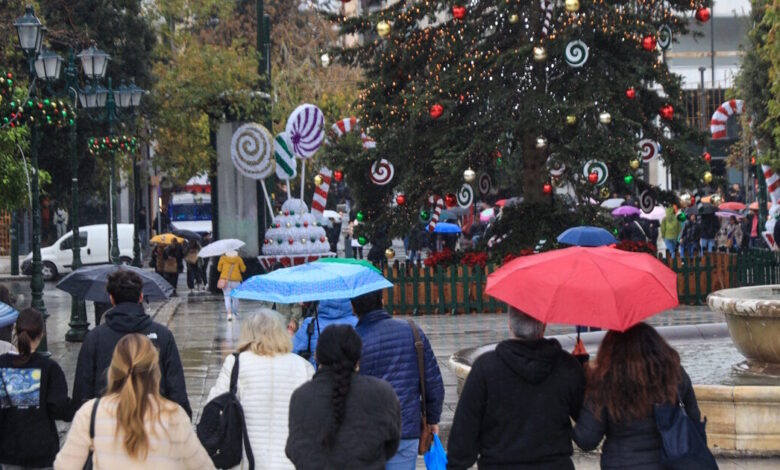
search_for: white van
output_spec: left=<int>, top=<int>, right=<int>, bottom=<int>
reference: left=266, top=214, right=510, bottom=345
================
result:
left=22, top=224, right=134, bottom=280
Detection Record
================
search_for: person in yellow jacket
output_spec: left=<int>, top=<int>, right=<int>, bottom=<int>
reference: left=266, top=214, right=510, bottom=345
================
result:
left=217, top=250, right=246, bottom=321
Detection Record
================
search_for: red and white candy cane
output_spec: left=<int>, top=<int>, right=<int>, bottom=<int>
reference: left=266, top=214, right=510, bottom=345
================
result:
left=427, top=195, right=445, bottom=232
left=710, top=99, right=744, bottom=140
left=541, top=0, right=554, bottom=38
left=328, top=117, right=376, bottom=150
left=311, top=167, right=332, bottom=220
left=763, top=165, right=780, bottom=206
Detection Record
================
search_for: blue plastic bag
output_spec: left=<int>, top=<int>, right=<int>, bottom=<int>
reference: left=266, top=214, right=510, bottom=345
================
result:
left=423, top=434, right=447, bottom=470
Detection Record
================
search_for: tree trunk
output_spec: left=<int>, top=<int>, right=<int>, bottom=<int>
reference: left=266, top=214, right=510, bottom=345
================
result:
left=521, top=132, right=548, bottom=203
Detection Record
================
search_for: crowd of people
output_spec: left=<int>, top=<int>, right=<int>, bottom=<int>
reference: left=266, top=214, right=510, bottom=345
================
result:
left=0, top=267, right=710, bottom=469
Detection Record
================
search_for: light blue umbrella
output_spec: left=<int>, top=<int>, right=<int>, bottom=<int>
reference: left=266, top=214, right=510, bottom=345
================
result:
left=433, top=222, right=462, bottom=234
left=231, top=262, right=393, bottom=303
left=557, top=226, right=617, bottom=247
left=0, top=301, right=19, bottom=328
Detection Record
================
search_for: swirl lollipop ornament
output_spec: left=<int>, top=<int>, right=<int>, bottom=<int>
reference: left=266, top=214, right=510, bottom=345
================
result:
left=657, top=25, right=672, bottom=51
left=582, top=160, right=608, bottom=186
left=457, top=184, right=474, bottom=208
left=231, top=123, right=274, bottom=179
left=638, top=139, right=660, bottom=162
left=369, top=159, right=395, bottom=185
left=639, top=190, right=656, bottom=214
left=478, top=173, right=493, bottom=195
left=285, top=103, right=325, bottom=158
left=564, top=40, right=589, bottom=67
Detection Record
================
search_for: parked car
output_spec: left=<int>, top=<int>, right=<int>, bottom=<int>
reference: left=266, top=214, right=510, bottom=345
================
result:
left=22, top=224, right=134, bottom=281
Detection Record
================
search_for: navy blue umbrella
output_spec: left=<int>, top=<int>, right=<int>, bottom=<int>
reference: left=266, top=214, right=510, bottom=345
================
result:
left=56, top=265, right=173, bottom=303
left=557, top=226, right=617, bottom=247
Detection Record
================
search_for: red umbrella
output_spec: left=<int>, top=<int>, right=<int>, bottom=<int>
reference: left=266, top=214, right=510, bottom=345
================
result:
left=485, top=246, right=678, bottom=331
left=718, top=201, right=745, bottom=211
left=495, top=199, right=508, bottom=207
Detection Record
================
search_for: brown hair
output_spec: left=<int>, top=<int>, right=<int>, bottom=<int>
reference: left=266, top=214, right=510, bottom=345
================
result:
left=106, top=334, right=172, bottom=460
left=14, top=308, right=44, bottom=366
left=586, top=323, right=682, bottom=422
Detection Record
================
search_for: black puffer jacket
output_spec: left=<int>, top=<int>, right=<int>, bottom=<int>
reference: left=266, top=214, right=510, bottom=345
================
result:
left=573, top=368, right=701, bottom=469
left=447, top=338, right=586, bottom=470
left=286, top=369, right=401, bottom=469
left=71, top=302, right=191, bottom=417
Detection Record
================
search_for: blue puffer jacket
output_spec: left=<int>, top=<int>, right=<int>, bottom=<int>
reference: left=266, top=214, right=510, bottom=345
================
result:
left=292, top=298, right=358, bottom=367
left=355, top=309, right=445, bottom=439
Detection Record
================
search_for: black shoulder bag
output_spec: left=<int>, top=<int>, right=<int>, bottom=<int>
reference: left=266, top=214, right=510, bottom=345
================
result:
left=654, top=394, right=717, bottom=470
left=197, top=353, right=255, bottom=470
left=83, top=397, right=100, bottom=470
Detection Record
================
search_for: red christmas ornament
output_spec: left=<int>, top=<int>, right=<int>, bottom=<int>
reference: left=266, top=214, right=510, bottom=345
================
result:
left=695, top=7, right=711, bottom=22
left=288, top=238, right=294, bottom=245
left=452, top=5, right=466, bottom=19
left=691, top=195, right=696, bottom=204
left=625, top=87, right=636, bottom=100
left=543, top=183, right=553, bottom=194
left=751, top=156, right=757, bottom=165
left=659, top=104, right=674, bottom=121
left=429, top=103, right=444, bottom=119
left=396, top=194, right=406, bottom=205
left=703, top=152, right=712, bottom=163
left=334, top=170, right=343, bottom=182
left=445, top=193, right=457, bottom=207
left=641, top=35, right=657, bottom=51
left=588, top=172, right=599, bottom=185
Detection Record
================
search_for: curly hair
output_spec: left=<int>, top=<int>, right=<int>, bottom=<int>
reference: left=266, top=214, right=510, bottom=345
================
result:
left=586, top=323, right=682, bottom=423
left=315, top=325, right=362, bottom=449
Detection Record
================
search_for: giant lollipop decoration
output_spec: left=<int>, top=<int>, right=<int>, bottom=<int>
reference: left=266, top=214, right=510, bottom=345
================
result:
left=231, top=123, right=275, bottom=215
left=286, top=103, right=325, bottom=200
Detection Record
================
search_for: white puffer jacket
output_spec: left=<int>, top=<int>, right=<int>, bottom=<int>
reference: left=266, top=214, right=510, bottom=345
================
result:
left=207, top=351, right=314, bottom=470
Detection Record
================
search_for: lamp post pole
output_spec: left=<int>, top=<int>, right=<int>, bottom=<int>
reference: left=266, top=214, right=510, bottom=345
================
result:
left=106, top=78, right=120, bottom=265
left=132, top=150, right=141, bottom=267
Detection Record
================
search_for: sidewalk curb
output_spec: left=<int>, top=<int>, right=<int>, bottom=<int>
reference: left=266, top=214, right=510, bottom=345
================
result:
left=0, top=275, right=31, bottom=282
left=151, top=297, right=183, bottom=327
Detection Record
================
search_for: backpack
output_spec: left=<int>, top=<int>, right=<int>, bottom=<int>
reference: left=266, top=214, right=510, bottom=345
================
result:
left=197, top=353, right=254, bottom=469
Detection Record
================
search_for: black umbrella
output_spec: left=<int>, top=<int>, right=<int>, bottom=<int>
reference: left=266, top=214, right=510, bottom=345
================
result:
left=685, top=206, right=699, bottom=216
left=172, top=229, right=202, bottom=241
left=56, top=265, right=173, bottom=304
left=699, top=203, right=717, bottom=215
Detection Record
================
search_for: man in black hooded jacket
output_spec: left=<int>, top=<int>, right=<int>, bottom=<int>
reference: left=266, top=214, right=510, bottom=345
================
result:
left=447, top=307, right=585, bottom=469
left=71, top=270, right=192, bottom=417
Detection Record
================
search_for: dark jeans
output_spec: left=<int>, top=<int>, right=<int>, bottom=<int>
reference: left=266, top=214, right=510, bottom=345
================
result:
left=164, top=272, right=179, bottom=292
left=186, top=263, right=206, bottom=288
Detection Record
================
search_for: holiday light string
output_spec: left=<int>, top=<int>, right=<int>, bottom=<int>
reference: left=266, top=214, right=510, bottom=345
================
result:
left=88, top=135, right=138, bottom=156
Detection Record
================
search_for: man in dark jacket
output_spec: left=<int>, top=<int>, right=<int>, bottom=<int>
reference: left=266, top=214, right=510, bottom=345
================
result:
left=71, top=270, right=192, bottom=417
left=447, top=307, right=585, bottom=469
left=352, top=290, right=445, bottom=469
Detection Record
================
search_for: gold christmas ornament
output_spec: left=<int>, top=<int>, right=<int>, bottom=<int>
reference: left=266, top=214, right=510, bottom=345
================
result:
left=565, top=114, right=577, bottom=125
left=629, top=159, right=640, bottom=170
left=598, top=112, right=612, bottom=125
left=509, top=14, right=519, bottom=24
left=377, top=20, right=391, bottom=38
left=314, top=174, right=323, bottom=186
left=535, top=136, right=548, bottom=149
left=533, top=46, right=547, bottom=62
left=703, top=171, right=713, bottom=184
left=385, top=248, right=396, bottom=259
left=600, top=186, right=611, bottom=199
left=463, top=167, right=476, bottom=183
left=565, top=0, right=580, bottom=13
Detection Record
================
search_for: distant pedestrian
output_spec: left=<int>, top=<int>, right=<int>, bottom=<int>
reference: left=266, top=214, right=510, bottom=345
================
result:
left=1, top=308, right=73, bottom=469
left=56, top=334, right=213, bottom=469
left=699, top=213, right=719, bottom=254
left=679, top=213, right=700, bottom=258
left=447, top=307, right=585, bottom=469
left=185, top=241, right=205, bottom=291
left=660, top=207, right=681, bottom=259
left=286, top=325, right=401, bottom=469
left=292, top=298, right=358, bottom=367
left=137, top=207, right=148, bottom=250
left=54, top=207, right=69, bottom=238
left=72, top=270, right=191, bottom=416
left=573, top=323, right=705, bottom=469
left=351, top=290, right=444, bottom=469
left=163, top=239, right=184, bottom=295
left=217, top=250, right=246, bottom=321
left=206, top=309, right=313, bottom=470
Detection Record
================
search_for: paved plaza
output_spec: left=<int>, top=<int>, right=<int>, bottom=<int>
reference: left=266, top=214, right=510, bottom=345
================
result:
left=0, top=277, right=777, bottom=469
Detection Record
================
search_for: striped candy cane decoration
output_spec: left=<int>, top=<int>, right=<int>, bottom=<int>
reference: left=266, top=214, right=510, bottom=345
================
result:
left=328, top=117, right=376, bottom=150
left=710, top=99, right=745, bottom=140
left=311, top=167, right=332, bottom=221
left=427, top=195, right=445, bottom=232
left=541, top=0, right=554, bottom=38
left=762, top=165, right=780, bottom=205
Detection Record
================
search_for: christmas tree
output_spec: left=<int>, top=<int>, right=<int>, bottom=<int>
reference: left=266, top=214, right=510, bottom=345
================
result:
left=323, top=0, right=710, bottom=245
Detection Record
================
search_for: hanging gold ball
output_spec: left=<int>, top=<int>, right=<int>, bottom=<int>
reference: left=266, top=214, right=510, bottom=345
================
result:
left=385, top=248, right=396, bottom=259
left=463, top=167, right=476, bottom=183
left=314, top=174, right=323, bottom=186
left=377, top=20, right=391, bottom=38
left=533, top=46, right=547, bottom=62
left=565, top=0, right=580, bottom=12
left=680, top=193, right=692, bottom=208
left=600, top=186, right=612, bottom=199
left=565, top=114, right=577, bottom=125
left=629, top=159, right=640, bottom=170
left=509, top=14, right=519, bottom=24
left=703, top=171, right=713, bottom=184
left=599, top=112, right=612, bottom=125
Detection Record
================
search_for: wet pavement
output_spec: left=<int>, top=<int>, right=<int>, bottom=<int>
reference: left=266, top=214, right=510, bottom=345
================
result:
left=0, top=277, right=775, bottom=468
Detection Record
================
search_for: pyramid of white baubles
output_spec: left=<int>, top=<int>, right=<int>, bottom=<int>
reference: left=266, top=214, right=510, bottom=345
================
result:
left=262, top=199, right=330, bottom=256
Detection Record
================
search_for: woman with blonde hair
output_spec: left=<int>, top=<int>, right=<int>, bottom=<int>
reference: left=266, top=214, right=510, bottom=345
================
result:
left=55, top=334, right=213, bottom=469
left=207, top=309, right=314, bottom=469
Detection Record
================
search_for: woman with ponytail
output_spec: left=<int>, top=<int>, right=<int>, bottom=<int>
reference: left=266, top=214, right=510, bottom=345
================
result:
left=0, top=308, right=73, bottom=469
left=286, top=325, right=401, bottom=469
left=55, top=334, right=213, bottom=469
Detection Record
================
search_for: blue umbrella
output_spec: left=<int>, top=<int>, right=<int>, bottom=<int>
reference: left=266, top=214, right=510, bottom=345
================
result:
left=433, top=222, right=462, bottom=234
left=231, top=262, right=393, bottom=303
left=0, top=301, right=19, bottom=328
left=557, top=226, right=617, bottom=247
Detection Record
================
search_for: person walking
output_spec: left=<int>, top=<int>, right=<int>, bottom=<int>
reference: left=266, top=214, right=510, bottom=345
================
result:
left=678, top=213, right=700, bottom=258
left=217, top=250, right=246, bottom=321
left=447, top=307, right=585, bottom=469
left=292, top=298, right=358, bottom=367
left=0, top=308, right=73, bottom=469
left=206, top=309, right=314, bottom=470
left=163, top=239, right=184, bottom=295
left=286, top=325, right=401, bottom=469
left=699, top=213, right=719, bottom=255
left=185, top=241, right=205, bottom=291
left=573, top=323, right=705, bottom=469
left=660, top=207, right=681, bottom=259
left=0, top=284, right=17, bottom=354
left=136, top=207, right=148, bottom=250
left=72, top=270, right=191, bottom=417
left=351, top=290, right=445, bottom=469
left=56, top=334, right=213, bottom=469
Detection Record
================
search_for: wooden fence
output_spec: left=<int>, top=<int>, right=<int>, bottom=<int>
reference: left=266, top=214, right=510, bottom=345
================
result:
left=380, top=250, right=780, bottom=315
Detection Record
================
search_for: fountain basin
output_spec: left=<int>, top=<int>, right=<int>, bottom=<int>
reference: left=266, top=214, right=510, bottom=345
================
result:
left=449, top=324, right=780, bottom=456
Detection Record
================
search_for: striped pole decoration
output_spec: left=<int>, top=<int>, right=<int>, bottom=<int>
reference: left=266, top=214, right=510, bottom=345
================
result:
left=427, top=195, right=445, bottom=232
left=327, top=117, right=376, bottom=150
left=311, top=167, right=332, bottom=221
left=710, top=99, right=744, bottom=140
left=762, top=165, right=780, bottom=206
left=541, top=0, right=554, bottom=38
